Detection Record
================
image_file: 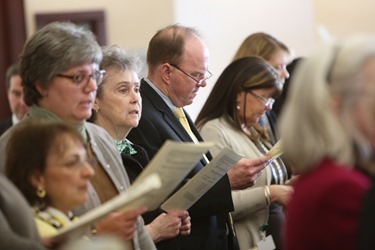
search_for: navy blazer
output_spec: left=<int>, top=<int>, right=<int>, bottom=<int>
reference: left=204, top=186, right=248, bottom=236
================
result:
left=128, top=80, right=236, bottom=250
left=0, top=118, right=12, bottom=136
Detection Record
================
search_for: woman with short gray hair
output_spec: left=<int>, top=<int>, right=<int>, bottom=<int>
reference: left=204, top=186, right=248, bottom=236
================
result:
left=0, top=21, right=155, bottom=250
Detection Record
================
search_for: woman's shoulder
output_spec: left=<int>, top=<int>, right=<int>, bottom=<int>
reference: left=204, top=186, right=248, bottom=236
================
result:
left=200, top=117, right=234, bottom=131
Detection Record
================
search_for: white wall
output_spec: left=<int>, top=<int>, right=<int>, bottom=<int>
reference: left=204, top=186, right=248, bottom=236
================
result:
left=173, top=0, right=314, bottom=119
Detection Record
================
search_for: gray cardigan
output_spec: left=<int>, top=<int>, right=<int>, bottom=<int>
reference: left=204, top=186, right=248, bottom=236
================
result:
left=0, top=174, right=45, bottom=250
left=0, top=121, right=156, bottom=250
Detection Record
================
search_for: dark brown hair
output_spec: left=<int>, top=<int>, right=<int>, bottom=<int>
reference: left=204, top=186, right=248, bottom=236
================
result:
left=196, top=56, right=280, bottom=133
left=5, top=62, right=20, bottom=91
left=5, top=119, right=85, bottom=209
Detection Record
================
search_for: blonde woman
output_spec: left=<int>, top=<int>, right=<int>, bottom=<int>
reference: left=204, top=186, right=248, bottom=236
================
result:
left=280, top=36, right=375, bottom=250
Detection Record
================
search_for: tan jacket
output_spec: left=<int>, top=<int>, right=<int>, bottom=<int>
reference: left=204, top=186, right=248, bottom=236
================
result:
left=200, top=117, right=271, bottom=250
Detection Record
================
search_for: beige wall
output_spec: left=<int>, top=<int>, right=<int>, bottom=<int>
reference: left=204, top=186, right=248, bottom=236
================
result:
left=24, top=0, right=174, bottom=50
left=313, top=0, right=375, bottom=40
left=24, top=0, right=375, bottom=119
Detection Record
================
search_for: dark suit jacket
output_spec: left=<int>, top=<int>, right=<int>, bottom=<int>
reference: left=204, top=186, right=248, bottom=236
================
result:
left=128, top=80, right=236, bottom=250
left=0, top=118, right=12, bottom=136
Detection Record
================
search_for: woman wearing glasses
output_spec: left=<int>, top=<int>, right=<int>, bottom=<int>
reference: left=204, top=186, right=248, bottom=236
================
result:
left=0, top=22, right=155, bottom=249
left=196, top=56, right=293, bottom=250
left=232, top=32, right=292, bottom=250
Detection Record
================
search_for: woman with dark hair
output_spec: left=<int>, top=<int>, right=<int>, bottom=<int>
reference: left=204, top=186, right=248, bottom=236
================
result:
left=196, top=56, right=293, bottom=250
left=232, top=32, right=291, bottom=146
left=6, top=120, right=94, bottom=237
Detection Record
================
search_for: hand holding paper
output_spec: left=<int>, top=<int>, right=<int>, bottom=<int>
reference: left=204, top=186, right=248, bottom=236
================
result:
left=265, top=140, right=283, bottom=165
left=51, top=173, right=162, bottom=242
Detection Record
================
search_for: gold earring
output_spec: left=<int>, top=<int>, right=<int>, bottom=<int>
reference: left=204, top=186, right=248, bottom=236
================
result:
left=36, top=186, right=46, bottom=198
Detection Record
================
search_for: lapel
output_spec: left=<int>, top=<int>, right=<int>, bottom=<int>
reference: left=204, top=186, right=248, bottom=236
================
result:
left=141, top=79, right=193, bottom=142
left=140, top=80, right=212, bottom=162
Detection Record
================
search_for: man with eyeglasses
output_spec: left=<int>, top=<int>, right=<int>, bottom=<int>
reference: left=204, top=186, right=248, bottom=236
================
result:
left=128, top=24, right=269, bottom=250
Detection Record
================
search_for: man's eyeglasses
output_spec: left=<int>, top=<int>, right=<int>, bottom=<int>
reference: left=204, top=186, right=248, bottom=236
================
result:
left=170, top=64, right=212, bottom=87
left=56, top=69, right=106, bottom=88
left=249, top=91, right=275, bottom=108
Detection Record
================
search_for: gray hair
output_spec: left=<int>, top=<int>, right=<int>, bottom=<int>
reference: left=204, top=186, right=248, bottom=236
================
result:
left=279, top=35, right=375, bottom=173
left=97, top=45, right=142, bottom=98
left=87, top=45, right=142, bottom=123
left=20, top=21, right=102, bottom=106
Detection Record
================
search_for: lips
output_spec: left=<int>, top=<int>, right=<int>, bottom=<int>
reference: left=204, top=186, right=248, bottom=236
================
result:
left=79, top=183, right=89, bottom=192
left=129, top=109, right=139, bottom=115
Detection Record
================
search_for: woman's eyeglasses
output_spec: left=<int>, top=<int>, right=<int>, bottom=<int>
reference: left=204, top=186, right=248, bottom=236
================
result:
left=56, top=69, right=106, bottom=88
left=249, top=91, right=275, bottom=108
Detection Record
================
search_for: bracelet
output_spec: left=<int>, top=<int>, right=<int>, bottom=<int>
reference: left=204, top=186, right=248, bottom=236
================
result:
left=264, top=186, right=271, bottom=205
left=90, top=224, right=97, bottom=236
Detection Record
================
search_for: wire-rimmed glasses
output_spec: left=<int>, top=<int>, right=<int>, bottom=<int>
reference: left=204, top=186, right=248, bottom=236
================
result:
left=249, top=91, right=275, bottom=108
left=169, top=64, right=212, bottom=87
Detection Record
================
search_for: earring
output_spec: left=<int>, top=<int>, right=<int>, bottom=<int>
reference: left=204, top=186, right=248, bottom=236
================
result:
left=36, top=186, right=46, bottom=198
left=236, top=105, right=240, bottom=110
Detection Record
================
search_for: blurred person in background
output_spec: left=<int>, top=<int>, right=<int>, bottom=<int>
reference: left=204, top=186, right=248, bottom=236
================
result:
left=279, top=35, right=375, bottom=250
left=0, top=62, right=29, bottom=135
left=6, top=120, right=95, bottom=237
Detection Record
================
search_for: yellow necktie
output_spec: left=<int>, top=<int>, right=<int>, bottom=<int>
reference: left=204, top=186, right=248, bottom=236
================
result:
left=174, top=107, right=236, bottom=238
left=175, top=107, right=199, bottom=143
left=175, top=108, right=236, bottom=238
left=175, top=108, right=210, bottom=163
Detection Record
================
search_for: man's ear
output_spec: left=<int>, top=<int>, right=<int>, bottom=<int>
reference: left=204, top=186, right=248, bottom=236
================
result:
left=160, top=63, right=172, bottom=85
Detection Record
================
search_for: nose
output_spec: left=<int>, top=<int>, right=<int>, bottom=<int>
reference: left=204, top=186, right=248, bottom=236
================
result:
left=83, top=161, right=95, bottom=178
left=197, top=79, right=208, bottom=88
left=282, top=68, right=290, bottom=80
left=84, top=76, right=98, bottom=92
left=130, top=90, right=141, bottom=103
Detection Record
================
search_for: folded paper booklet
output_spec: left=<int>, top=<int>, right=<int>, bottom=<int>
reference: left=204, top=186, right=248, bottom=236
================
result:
left=161, top=147, right=242, bottom=212
left=266, top=140, right=284, bottom=165
left=51, top=173, right=162, bottom=241
left=52, top=140, right=214, bottom=241
left=130, top=140, right=215, bottom=210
